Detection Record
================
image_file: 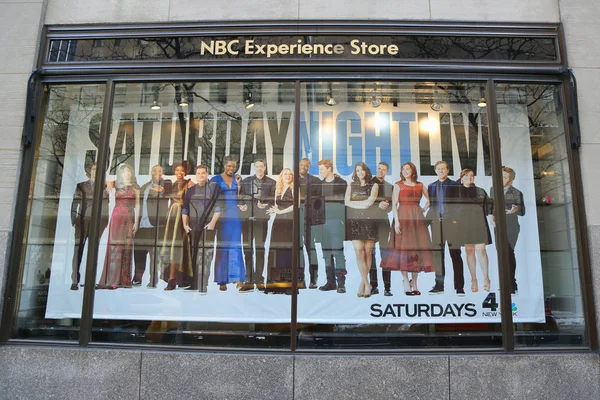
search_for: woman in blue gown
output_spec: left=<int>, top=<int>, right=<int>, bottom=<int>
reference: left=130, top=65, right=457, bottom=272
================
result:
left=210, top=156, right=245, bottom=290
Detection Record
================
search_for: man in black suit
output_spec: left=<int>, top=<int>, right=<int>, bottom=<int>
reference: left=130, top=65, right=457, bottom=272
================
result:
left=426, top=160, right=465, bottom=295
left=490, top=167, right=526, bottom=294
left=238, top=159, right=276, bottom=292
left=70, top=162, right=109, bottom=290
left=315, top=159, right=348, bottom=293
left=133, top=165, right=172, bottom=288
left=299, top=158, right=322, bottom=289
left=369, top=161, right=394, bottom=296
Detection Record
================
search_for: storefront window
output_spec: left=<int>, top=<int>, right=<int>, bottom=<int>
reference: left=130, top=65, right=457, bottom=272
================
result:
left=495, top=83, right=587, bottom=347
left=6, top=23, right=592, bottom=351
left=296, top=81, right=510, bottom=348
left=13, top=83, right=106, bottom=340
left=81, top=81, right=294, bottom=347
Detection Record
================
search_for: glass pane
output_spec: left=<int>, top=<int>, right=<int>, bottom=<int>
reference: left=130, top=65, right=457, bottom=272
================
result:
left=495, top=83, right=587, bottom=347
left=14, top=83, right=106, bottom=340
left=297, top=81, right=503, bottom=349
left=90, top=81, right=295, bottom=348
left=47, top=35, right=557, bottom=64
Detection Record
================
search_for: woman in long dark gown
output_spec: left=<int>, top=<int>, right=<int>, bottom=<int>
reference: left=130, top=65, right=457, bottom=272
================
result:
left=210, top=156, right=245, bottom=291
left=97, top=163, right=139, bottom=290
left=161, top=161, right=194, bottom=290
left=456, top=168, right=492, bottom=292
left=267, top=168, right=295, bottom=272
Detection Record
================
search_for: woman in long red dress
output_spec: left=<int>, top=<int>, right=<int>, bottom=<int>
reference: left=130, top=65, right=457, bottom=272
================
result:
left=97, top=163, right=140, bottom=289
left=382, top=162, right=433, bottom=296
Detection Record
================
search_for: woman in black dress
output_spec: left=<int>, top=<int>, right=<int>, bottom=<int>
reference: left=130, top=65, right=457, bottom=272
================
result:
left=457, top=168, right=492, bottom=292
left=267, top=168, right=295, bottom=270
left=345, top=162, right=378, bottom=298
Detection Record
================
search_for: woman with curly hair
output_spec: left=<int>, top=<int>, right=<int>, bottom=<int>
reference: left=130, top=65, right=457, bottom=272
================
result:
left=382, top=162, right=433, bottom=296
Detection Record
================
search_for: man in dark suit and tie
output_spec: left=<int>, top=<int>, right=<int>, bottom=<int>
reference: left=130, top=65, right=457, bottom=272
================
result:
left=182, top=164, right=222, bottom=293
left=490, top=167, right=525, bottom=294
left=369, top=161, right=394, bottom=296
left=133, top=164, right=172, bottom=288
left=298, top=158, right=322, bottom=289
left=427, top=160, right=465, bottom=295
left=70, top=162, right=109, bottom=290
left=238, top=159, right=276, bottom=292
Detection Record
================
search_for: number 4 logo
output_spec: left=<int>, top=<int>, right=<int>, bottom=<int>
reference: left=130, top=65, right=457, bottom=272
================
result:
left=482, top=293, right=499, bottom=312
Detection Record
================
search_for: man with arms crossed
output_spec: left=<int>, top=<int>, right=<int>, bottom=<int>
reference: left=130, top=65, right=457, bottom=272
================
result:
left=490, top=167, right=525, bottom=295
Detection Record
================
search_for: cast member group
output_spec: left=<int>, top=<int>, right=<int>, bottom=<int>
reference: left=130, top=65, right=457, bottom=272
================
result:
left=69, top=157, right=525, bottom=298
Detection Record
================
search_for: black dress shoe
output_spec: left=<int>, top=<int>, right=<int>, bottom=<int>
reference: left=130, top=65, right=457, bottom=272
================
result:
left=429, top=285, right=444, bottom=294
left=319, top=282, right=337, bottom=291
left=371, top=288, right=380, bottom=295
left=70, top=284, right=78, bottom=291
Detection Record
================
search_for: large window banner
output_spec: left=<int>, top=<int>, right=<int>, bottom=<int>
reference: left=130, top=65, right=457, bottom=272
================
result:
left=44, top=96, right=545, bottom=324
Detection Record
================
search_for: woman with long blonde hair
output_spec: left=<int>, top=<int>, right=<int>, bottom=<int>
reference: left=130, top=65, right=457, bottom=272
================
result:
left=267, top=168, right=295, bottom=274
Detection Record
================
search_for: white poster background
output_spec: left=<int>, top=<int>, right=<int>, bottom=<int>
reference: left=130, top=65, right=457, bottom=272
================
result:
left=45, top=101, right=544, bottom=324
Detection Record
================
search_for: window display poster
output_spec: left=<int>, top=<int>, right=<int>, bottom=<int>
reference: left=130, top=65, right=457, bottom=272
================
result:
left=45, top=102, right=545, bottom=324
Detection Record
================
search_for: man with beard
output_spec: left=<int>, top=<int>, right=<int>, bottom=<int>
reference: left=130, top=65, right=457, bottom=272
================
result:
left=299, top=158, right=322, bottom=289
left=238, top=159, right=276, bottom=292
left=132, top=165, right=172, bottom=288
left=70, top=162, right=109, bottom=290
left=369, top=161, right=394, bottom=296
left=182, top=165, right=222, bottom=293
left=490, top=167, right=525, bottom=295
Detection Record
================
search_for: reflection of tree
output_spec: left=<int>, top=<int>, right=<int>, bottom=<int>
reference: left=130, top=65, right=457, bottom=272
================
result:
left=54, top=34, right=557, bottom=63
left=497, top=84, right=566, bottom=205
left=38, top=86, right=104, bottom=195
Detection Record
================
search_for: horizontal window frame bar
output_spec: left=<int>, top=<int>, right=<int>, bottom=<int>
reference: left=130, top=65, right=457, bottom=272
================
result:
left=44, top=20, right=561, bottom=38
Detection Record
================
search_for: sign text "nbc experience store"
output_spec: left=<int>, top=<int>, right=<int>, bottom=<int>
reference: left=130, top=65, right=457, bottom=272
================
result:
left=200, top=39, right=400, bottom=57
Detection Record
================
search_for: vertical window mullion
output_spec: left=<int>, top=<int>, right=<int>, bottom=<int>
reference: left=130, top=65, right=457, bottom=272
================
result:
left=485, top=79, right=515, bottom=352
left=290, top=80, right=301, bottom=352
left=560, top=77, right=598, bottom=350
left=79, top=80, right=115, bottom=346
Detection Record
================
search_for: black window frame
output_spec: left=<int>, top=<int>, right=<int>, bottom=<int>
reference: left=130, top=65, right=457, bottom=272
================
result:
left=1, top=20, right=595, bottom=354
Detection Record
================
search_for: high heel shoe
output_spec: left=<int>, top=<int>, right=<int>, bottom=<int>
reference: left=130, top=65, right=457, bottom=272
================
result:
left=357, top=282, right=365, bottom=298
left=483, top=278, right=491, bottom=292
left=363, top=284, right=372, bottom=298
left=410, top=280, right=421, bottom=296
left=403, top=280, right=414, bottom=296
left=164, top=279, right=176, bottom=291
left=471, top=279, right=479, bottom=293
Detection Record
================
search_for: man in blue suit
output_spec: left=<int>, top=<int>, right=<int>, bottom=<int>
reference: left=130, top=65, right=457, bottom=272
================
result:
left=426, top=161, right=465, bottom=295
